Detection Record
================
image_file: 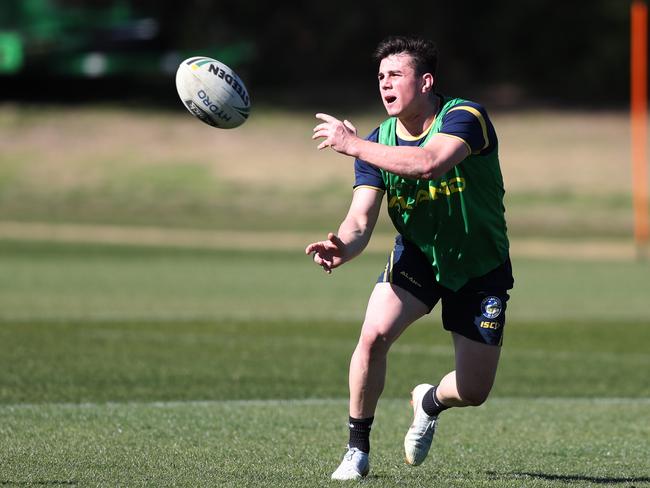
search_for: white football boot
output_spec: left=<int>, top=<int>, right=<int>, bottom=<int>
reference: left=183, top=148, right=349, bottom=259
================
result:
left=331, top=446, right=370, bottom=480
left=404, top=383, right=438, bottom=466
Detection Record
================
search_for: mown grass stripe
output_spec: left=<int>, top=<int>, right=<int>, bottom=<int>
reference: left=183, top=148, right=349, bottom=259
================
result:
left=0, top=221, right=638, bottom=259
left=2, top=396, right=649, bottom=410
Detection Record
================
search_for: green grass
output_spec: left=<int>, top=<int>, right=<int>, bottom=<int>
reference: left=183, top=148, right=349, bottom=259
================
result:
left=2, top=240, right=650, bottom=323
left=0, top=104, right=647, bottom=485
left=0, top=317, right=649, bottom=486
left=0, top=240, right=649, bottom=486
left=1, top=399, right=648, bottom=487
left=1, top=319, right=649, bottom=404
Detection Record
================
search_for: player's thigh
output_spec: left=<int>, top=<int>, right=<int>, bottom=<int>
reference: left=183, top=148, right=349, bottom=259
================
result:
left=452, top=332, right=501, bottom=402
left=359, top=283, right=429, bottom=348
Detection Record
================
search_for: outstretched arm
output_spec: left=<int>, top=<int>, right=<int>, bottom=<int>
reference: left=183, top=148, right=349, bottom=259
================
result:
left=305, top=187, right=384, bottom=274
left=312, top=113, right=469, bottom=180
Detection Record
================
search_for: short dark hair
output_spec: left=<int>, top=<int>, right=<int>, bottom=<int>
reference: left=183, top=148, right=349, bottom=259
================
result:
left=373, top=36, right=438, bottom=77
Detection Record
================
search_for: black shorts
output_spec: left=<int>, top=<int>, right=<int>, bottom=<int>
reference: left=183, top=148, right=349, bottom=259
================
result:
left=377, top=235, right=514, bottom=346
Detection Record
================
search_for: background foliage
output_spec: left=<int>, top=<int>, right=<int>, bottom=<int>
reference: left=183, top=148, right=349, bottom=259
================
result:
left=0, top=0, right=635, bottom=107
left=139, top=0, right=632, bottom=106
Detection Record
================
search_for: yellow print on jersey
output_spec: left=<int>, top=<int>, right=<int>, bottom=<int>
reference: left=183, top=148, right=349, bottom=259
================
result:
left=388, top=177, right=466, bottom=210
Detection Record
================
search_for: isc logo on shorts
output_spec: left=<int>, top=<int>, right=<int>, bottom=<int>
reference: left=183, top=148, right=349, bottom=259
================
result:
left=479, top=321, right=501, bottom=329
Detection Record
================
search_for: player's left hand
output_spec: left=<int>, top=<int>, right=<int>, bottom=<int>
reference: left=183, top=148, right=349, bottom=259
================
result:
left=312, top=113, right=358, bottom=155
left=305, top=232, right=347, bottom=274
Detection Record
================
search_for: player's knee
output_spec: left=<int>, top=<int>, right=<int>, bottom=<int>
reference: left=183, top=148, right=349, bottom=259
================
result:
left=358, top=328, right=392, bottom=356
left=463, top=394, right=488, bottom=407
left=458, top=386, right=491, bottom=407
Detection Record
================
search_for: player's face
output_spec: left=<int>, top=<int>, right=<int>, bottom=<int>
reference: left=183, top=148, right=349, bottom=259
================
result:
left=378, top=54, right=426, bottom=117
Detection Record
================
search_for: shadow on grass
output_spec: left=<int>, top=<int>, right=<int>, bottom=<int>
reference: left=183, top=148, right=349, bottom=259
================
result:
left=488, top=471, right=650, bottom=485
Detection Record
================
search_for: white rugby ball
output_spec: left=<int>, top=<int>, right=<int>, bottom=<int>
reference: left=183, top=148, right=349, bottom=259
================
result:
left=175, top=56, right=251, bottom=129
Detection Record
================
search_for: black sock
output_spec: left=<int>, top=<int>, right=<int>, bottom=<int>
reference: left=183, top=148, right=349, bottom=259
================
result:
left=348, top=416, right=373, bottom=454
left=421, top=385, right=450, bottom=417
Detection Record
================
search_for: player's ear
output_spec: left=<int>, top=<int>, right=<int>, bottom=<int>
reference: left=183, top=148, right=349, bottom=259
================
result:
left=422, top=73, right=434, bottom=93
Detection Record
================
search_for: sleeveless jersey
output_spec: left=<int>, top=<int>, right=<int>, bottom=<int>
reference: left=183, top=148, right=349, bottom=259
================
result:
left=377, top=96, right=509, bottom=291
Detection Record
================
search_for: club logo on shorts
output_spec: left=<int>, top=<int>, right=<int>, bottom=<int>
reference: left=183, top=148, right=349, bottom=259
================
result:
left=481, top=296, right=502, bottom=319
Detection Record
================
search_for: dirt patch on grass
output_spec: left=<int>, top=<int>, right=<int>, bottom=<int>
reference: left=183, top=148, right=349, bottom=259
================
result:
left=0, top=105, right=350, bottom=190
left=0, top=105, right=641, bottom=238
left=0, top=221, right=641, bottom=261
left=0, top=105, right=635, bottom=192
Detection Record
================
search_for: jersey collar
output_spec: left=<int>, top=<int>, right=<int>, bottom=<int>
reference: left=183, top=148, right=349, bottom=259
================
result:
left=395, top=94, right=444, bottom=141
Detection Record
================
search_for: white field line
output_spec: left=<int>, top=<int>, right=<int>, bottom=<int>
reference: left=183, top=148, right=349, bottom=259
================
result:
left=2, top=397, right=649, bottom=411
left=0, top=220, right=641, bottom=260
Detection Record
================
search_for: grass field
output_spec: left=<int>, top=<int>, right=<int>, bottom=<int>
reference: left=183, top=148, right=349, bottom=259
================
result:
left=0, top=105, right=649, bottom=486
left=0, top=240, right=649, bottom=486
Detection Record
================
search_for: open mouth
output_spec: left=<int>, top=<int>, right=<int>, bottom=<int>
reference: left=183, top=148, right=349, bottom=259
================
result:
left=385, top=95, right=397, bottom=104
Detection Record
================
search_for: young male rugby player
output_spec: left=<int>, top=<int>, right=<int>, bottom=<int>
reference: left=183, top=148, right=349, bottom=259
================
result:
left=306, top=36, right=514, bottom=480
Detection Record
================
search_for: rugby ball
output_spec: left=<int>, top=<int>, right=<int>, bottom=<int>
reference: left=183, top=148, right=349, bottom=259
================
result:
left=175, top=56, right=251, bottom=129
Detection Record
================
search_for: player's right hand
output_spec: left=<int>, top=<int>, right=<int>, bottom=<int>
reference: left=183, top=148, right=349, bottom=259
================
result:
left=312, top=113, right=358, bottom=155
left=305, top=232, right=346, bottom=274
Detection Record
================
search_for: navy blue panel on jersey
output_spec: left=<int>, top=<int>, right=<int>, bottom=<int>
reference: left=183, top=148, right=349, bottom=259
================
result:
left=353, top=126, right=425, bottom=190
left=440, top=102, right=497, bottom=155
left=354, top=127, right=384, bottom=190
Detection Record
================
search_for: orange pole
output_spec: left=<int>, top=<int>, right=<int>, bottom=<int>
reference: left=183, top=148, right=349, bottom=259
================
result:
left=631, top=0, right=649, bottom=247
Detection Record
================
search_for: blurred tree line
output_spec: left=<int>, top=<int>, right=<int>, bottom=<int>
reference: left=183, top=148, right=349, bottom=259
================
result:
left=151, top=0, right=632, bottom=107
left=1, top=0, right=635, bottom=107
